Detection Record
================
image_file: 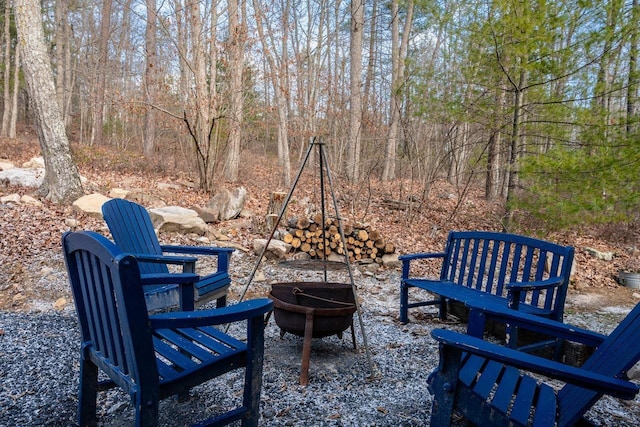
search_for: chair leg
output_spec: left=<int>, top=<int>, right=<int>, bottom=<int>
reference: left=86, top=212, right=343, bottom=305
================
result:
left=134, top=388, right=160, bottom=427
left=242, top=315, right=266, bottom=427
left=400, top=281, right=409, bottom=323
left=427, top=345, right=461, bottom=427
left=78, top=358, right=99, bottom=427
left=216, top=294, right=227, bottom=308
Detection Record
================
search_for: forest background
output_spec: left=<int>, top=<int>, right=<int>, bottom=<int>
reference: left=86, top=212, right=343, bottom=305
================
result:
left=0, top=0, right=639, bottom=232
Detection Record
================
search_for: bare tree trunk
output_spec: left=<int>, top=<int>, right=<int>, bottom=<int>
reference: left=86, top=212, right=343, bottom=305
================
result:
left=362, top=0, right=377, bottom=113
left=15, top=0, right=83, bottom=204
left=225, top=0, right=246, bottom=182
left=382, top=0, right=414, bottom=181
left=182, top=2, right=218, bottom=192
left=1, top=0, right=11, bottom=137
left=505, top=70, right=527, bottom=225
left=9, top=44, right=19, bottom=139
left=54, top=0, right=71, bottom=126
left=253, top=0, right=291, bottom=187
left=346, top=0, right=364, bottom=183
left=485, top=83, right=506, bottom=199
left=628, top=0, right=639, bottom=136
left=91, top=0, right=113, bottom=146
left=143, top=0, right=157, bottom=157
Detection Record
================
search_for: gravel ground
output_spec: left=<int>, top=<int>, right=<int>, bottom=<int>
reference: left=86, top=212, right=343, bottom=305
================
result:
left=2, top=250, right=640, bottom=426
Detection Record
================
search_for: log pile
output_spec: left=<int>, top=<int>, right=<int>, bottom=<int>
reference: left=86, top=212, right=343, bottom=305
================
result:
left=282, top=214, right=395, bottom=264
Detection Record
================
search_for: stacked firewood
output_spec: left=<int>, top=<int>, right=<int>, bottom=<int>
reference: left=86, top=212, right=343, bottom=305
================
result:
left=282, top=214, right=395, bottom=263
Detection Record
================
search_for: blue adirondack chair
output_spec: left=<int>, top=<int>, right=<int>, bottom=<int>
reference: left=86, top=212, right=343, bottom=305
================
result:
left=102, top=198, right=234, bottom=311
left=428, top=300, right=640, bottom=426
left=62, top=230, right=273, bottom=426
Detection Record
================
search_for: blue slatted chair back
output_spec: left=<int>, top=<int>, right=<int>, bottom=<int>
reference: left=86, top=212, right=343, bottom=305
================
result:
left=558, top=302, right=640, bottom=425
left=63, top=231, right=158, bottom=391
left=102, top=198, right=167, bottom=276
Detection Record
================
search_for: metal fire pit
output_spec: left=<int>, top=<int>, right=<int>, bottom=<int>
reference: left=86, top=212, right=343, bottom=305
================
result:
left=269, top=282, right=357, bottom=385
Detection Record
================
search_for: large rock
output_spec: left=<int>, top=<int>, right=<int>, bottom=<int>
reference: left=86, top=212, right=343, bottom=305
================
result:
left=22, top=157, right=45, bottom=168
left=381, top=253, right=401, bottom=269
left=0, top=168, right=45, bottom=188
left=72, top=193, right=111, bottom=218
left=207, top=187, right=248, bottom=221
left=0, top=160, right=15, bottom=171
left=191, top=205, right=220, bottom=223
left=149, top=206, right=208, bottom=235
left=252, top=238, right=291, bottom=260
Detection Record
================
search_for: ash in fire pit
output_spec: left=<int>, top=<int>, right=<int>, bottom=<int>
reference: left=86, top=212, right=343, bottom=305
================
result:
left=269, top=282, right=357, bottom=385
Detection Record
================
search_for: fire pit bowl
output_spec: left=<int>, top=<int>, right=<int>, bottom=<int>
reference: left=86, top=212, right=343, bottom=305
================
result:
left=269, top=282, right=357, bottom=385
left=269, top=282, right=356, bottom=338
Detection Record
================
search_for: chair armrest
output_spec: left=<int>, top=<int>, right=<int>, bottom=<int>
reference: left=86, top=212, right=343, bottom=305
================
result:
left=140, top=273, right=199, bottom=286
left=432, top=329, right=638, bottom=399
left=149, top=298, right=273, bottom=328
left=399, top=252, right=446, bottom=279
left=131, top=253, right=198, bottom=267
left=465, top=298, right=606, bottom=347
left=160, top=245, right=234, bottom=272
left=160, top=245, right=234, bottom=256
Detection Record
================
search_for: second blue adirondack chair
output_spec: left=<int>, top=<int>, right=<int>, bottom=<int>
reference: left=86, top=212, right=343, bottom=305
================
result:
left=428, top=300, right=640, bottom=426
left=102, top=198, right=234, bottom=311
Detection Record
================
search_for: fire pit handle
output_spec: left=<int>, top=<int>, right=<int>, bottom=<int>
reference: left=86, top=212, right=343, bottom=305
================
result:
left=292, top=287, right=356, bottom=307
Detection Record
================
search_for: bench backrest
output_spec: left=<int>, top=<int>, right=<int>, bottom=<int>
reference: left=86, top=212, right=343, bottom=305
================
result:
left=441, top=231, right=574, bottom=320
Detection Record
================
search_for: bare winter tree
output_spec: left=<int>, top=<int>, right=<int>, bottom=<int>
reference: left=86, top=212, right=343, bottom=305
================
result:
left=381, top=0, right=414, bottom=181
left=14, top=0, right=83, bottom=204
left=143, top=0, right=158, bottom=157
left=1, top=0, right=11, bottom=137
left=225, top=0, right=246, bottom=182
left=346, top=0, right=364, bottom=183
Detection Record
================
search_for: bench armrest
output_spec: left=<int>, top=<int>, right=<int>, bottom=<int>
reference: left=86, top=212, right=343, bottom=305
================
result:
left=506, top=276, right=565, bottom=292
left=160, top=245, right=234, bottom=272
left=150, top=298, right=273, bottom=328
left=398, top=252, right=446, bottom=261
left=432, top=329, right=638, bottom=399
left=399, top=252, right=446, bottom=279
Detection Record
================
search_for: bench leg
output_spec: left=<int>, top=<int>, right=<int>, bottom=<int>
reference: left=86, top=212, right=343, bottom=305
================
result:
left=467, top=309, right=486, bottom=338
left=439, top=297, right=448, bottom=320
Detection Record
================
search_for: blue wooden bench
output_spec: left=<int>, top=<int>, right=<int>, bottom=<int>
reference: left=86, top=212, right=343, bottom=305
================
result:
left=400, top=231, right=574, bottom=350
left=63, top=230, right=272, bottom=426
left=428, top=300, right=640, bottom=426
left=103, top=198, right=234, bottom=312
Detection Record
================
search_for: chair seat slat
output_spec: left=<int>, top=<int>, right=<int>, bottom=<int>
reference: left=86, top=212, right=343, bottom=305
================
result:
left=154, top=328, right=218, bottom=362
left=459, top=354, right=485, bottom=387
left=473, top=359, right=503, bottom=399
left=153, top=336, right=200, bottom=372
left=490, top=365, right=520, bottom=415
left=178, top=326, right=245, bottom=355
left=532, top=384, right=557, bottom=427
left=509, top=375, right=538, bottom=425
